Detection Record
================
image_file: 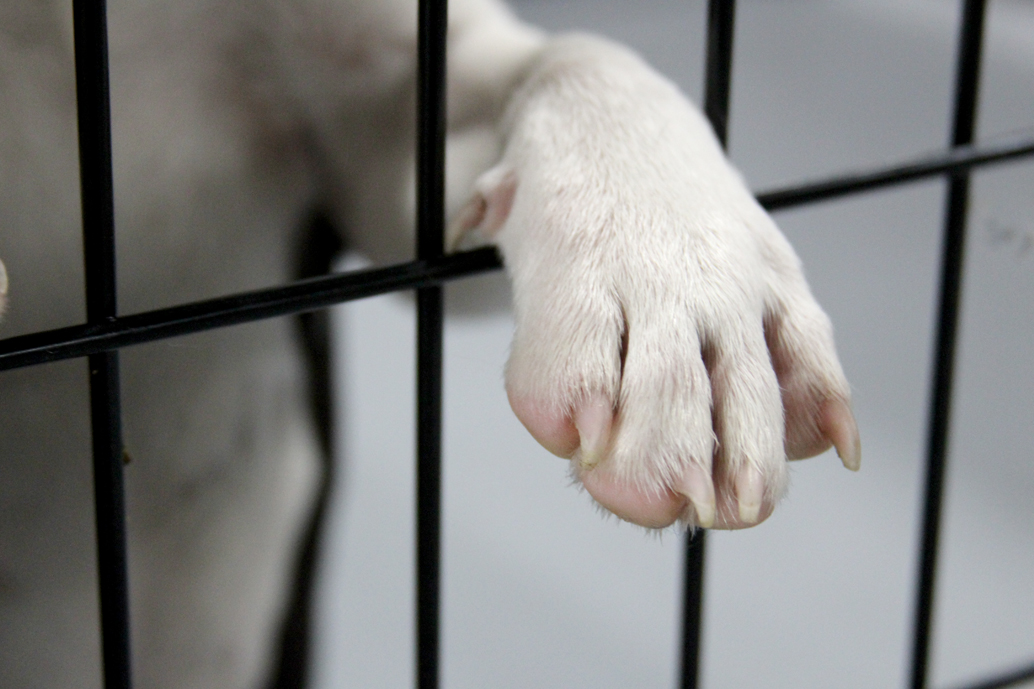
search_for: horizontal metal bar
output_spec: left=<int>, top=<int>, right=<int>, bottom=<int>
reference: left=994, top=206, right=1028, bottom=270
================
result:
left=949, top=659, right=1034, bottom=689
left=758, top=132, right=1034, bottom=210
left=0, top=247, right=501, bottom=371
left=2, top=135, right=1033, bottom=372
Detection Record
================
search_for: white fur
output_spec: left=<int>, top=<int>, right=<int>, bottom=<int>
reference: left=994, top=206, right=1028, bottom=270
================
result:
left=0, top=1, right=853, bottom=686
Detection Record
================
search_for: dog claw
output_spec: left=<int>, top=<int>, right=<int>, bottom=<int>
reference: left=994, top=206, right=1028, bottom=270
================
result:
left=736, top=467, right=764, bottom=524
left=819, top=398, right=861, bottom=471
left=680, top=462, right=715, bottom=529
left=574, top=394, right=613, bottom=469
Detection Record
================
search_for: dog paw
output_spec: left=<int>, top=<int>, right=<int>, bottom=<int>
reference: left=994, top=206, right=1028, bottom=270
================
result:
left=459, top=37, right=859, bottom=530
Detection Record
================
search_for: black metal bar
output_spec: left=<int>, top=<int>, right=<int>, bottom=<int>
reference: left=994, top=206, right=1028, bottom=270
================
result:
left=85, top=352, right=131, bottom=689
left=703, top=0, right=736, bottom=148
left=3, top=136, right=1033, bottom=373
left=910, top=2, right=987, bottom=688
left=415, top=0, right=447, bottom=687
left=950, top=660, right=1034, bottom=689
left=704, top=0, right=736, bottom=149
left=681, top=3, right=735, bottom=689
left=72, top=1, right=132, bottom=688
left=0, top=248, right=500, bottom=372
left=679, top=527, right=707, bottom=689
left=415, top=286, right=443, bottom=689
left=757, top=132, right=1034, bottom=211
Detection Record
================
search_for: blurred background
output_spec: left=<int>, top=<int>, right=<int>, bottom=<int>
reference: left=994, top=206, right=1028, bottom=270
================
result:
left=312, top=1, right=1034, bottom=687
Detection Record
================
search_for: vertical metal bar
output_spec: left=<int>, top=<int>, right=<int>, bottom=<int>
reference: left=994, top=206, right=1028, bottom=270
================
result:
left=415, top=1, right=447, bottom=688
left=72, top=2, right=132, bottom=689
left=679, top=529, right=707, bottom=689
left=703, top=0, right=736, bottom=150
left=680, top=3, right=735, bottom=689
left=909, top=2, right=986, bottom=688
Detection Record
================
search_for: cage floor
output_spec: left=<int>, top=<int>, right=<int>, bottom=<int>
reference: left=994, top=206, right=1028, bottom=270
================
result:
left=314, top=2, right=1034, bottom=688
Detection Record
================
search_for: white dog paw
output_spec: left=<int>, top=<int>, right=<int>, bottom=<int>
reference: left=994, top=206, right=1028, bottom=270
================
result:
left=460, top=36, right=859, bottom=530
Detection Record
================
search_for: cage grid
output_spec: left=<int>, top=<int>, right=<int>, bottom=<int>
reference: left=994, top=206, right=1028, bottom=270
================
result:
left=1, top=1, right=1034, bottom=689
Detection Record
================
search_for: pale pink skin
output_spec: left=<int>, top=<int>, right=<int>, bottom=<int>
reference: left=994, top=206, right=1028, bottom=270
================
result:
left=505, top=392, right=695, bottom=528
left=507, top=389, right=858, bottom=530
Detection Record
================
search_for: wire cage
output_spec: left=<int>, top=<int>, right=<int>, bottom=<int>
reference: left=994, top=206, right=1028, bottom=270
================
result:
left=1, top=1, right=1033, bottom=688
